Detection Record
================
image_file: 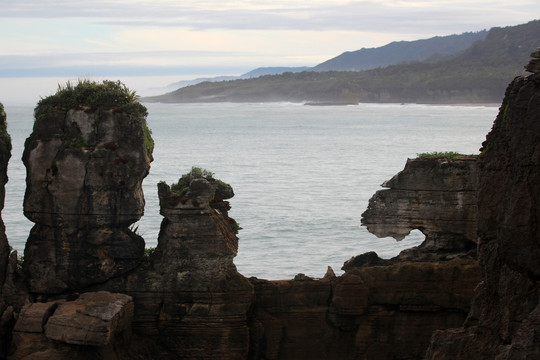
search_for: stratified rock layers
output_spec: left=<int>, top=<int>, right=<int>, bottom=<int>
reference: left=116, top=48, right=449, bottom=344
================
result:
left=361, top=157, right=478, bottom=256
left=249, top=258, right=480, bottom=360
left=22, top=108, right=152, bottom=293
left=10, top=291, right=134, bottom=359
left=426, top=52, right=540, bottom=359
left=92, top=176, right=254, bottom=359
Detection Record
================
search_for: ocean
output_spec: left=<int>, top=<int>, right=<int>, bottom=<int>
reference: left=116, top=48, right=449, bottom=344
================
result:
left=2, top=102, right=498, bottom=280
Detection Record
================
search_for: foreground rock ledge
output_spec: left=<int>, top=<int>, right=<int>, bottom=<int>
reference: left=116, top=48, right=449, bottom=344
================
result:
left=10, top=291, right=133, bottom=359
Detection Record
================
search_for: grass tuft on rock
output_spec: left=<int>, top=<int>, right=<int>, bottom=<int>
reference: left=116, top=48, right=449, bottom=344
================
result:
left=416, top=151, right=477, bottom=160
left=170, top=167, right=215, bottom=195
left=35, top=79, right=148, bottom=119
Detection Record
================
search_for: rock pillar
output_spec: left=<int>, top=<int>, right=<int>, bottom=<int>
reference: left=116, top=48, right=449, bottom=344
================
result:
left=22, top=82, right=153, bottom=293
left=148, top=169, right=253, bottom=359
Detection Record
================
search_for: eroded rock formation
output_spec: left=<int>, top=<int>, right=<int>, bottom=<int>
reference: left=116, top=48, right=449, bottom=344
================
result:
left=22, top=105, right=153, bottom=293
left=361, top=157, right=478, bottom=260
left=130, top=172, right=253, bottom=359
left=425, top=48, right=540, bottom=360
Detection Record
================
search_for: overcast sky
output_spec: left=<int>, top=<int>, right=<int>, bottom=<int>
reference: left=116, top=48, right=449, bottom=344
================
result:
left=1, top=1, right=538, bottom=77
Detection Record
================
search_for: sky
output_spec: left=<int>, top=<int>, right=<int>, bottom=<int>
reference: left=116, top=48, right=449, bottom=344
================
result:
left=0, top=0, right=538, bottom=103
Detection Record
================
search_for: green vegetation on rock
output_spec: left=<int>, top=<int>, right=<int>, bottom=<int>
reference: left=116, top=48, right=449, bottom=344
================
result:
left=34, top=80, right=154, bottom=160
left=35, top=79, right=148, bottom=119
left=170, top=167, right=215, bottom=195
left=416, top=152, right=477, bottom=160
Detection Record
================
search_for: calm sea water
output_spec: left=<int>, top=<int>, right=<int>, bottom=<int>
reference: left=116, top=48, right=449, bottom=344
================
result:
left=3, top=102, right=498, bottom=279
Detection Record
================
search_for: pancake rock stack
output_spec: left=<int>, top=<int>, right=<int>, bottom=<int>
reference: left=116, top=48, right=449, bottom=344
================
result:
left=144, top=170, right=253, bottom=358
left=21, top=82, right=153, bottom=294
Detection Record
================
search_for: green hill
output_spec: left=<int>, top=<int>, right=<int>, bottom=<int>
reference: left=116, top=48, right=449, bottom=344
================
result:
left=312, top=31, right=487, bottom=72
left=144, top=20, right=539, bottom=105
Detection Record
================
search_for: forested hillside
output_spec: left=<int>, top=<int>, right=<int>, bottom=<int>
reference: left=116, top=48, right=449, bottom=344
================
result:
left=312, top=31, right=487, bottom=72
left=145, top=20, right=539, bottom=104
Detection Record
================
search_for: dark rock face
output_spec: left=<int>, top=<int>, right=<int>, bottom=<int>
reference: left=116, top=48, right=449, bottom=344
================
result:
left=248, top=259, right=479, bottom=360
left=0, top=102, right=13, bottom=357
left=0, top=103, right=11, bottom=286
left=426, top=51, right=540, bottom=359
left=22, top=107, right=152, bottom=293
left=361, top=157, right=478, bottom=259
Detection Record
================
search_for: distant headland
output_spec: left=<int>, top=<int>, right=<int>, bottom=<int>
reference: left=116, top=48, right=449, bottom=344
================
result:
left=143, top=20, right=539, bottom=105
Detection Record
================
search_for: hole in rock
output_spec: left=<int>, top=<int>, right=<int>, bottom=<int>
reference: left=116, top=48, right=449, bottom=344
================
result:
left=374, top=229, right=425, bottom=259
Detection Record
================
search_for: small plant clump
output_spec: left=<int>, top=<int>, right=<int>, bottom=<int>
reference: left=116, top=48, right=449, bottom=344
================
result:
left=170, top=167, right=215, bottom=195
left=35, top=79, right=148, bottom=120
left=416, top=151, right=477, bottom=160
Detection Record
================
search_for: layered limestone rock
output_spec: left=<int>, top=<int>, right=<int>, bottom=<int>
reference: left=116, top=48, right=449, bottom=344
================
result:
left=426, top=50, right=540, bottom=359
left=9, top=291, right=133, bottom=359
left=22, top=82, right=153, bottom=293
left=248, top=257, right=480, bottom=360
left=361, top=157, right=478, bottom=259
left=91, top=169, right=254, bottom=359
left=147, top=172, right=253, bottom=358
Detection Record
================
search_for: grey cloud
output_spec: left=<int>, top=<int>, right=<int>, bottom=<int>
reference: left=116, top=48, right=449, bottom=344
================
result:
left=1, top=0, right=535, bottom=35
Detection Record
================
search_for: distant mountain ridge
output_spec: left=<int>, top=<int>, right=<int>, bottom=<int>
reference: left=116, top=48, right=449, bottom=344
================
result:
left=312, top=31, right=488, bottom=72
left=164, top=32, right=487, bottom=89
left=144, top=20, right=539, bottom=104
left=166, top=67, right=309, bottom=89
